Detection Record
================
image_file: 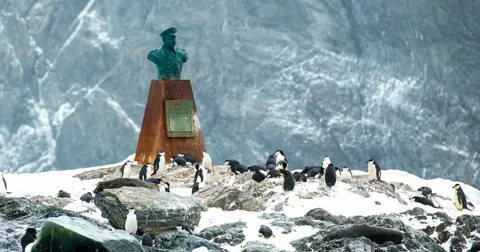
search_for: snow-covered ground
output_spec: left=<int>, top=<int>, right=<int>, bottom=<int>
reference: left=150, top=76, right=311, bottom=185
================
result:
left=2, top=157, right=480, bottom=252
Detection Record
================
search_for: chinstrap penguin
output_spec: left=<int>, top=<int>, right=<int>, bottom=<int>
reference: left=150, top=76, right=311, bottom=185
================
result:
left=417, top=186, right=433, bottom=198
left=224, top=159, right=240, bottom=167
left=367, top=159, right=381, bottom=181
left=258, top=225, right=274, bottom=239
left=202, top=150, right=213, bottom=172
left=266, top=169, right=281, bottom=178
left=293, top=172, right=307, bottom=182
left=192, top=163, right=208, bottom=194
left=152, top=152, right=166, bottom=176
left=146, top=178, right=170, bottom=192
left=453, top=183, right=470, bottom=211
left=178, top=153, right=196, bottom=165
left=265, top=155, right=276, bottom=167
left=340, top=166, right=353, bottom=182
left=322, top=156, right=332, bottom=169
left=171, top=156, right=187, bottom=167
left=125, top=208, right=138, bottom=235
left=141, top=232, right=154, bottom=246
left=249, top=166, right=266, bottom=184
left=80, top=192, right=93, bottom=203
left=56, top=190, right=71, bottom=198
left=302, top=166, right=324, bottom=179
left=274, top=150, right=288, bottom=164
left=277, top=167, right=295, bottom=191
left=324, top=163, right=337, bottom=188
left=120, top=160, right=133, bottom=178
left=230, top=163, right=248, bottom=175
left=21, top=227, right=36, bottom=252
left=139, top=163, right=153, bottom=181
left=0, top=169, right=8, bottom=195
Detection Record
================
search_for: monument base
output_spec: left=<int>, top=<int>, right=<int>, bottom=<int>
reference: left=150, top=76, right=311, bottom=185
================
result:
left=134, top=80, right=205, bottom=165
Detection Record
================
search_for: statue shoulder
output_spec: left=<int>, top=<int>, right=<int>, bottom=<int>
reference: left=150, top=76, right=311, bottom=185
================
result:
left=147, top=49, right=164, bottom=63
left=177, top=48, right=188, bottom=62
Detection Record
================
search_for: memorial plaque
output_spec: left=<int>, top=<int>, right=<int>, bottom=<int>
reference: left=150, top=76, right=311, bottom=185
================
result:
left=165, top=100, right=194, bottom=137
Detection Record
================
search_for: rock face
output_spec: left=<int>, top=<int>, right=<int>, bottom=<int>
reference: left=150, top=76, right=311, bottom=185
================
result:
left=0, top=196, right=118, bottom=251
left=2, top=1, right=480, bottom=188
left=241, top=241, right=286, bottom=252
left=94, top=187, right=207, bottom=234
left=154, top=231, right=227, bottom=252
left=30, top=216, right=145, bottom=252
left=290, top=210, right=445, bottom=252
left=197, top=222, right=247, bottom=246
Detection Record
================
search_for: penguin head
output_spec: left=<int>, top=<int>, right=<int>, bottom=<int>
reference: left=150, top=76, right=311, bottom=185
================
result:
left=342, top=166, right=349, bottom=172
left=159, top=152, right=166, bottom=156
left=26, top=228, right=37, bottom=236
left=178, top=153, right=185, bottom=157
left=194, top=163, right=200, bottom=170
left=276, top=161, right=288, bottom=170
left=453, top=183, right=461, bottom=189
left=322, top=156, right=331, bottom=166
left=128, top=208, right=136, bottom=214
left=366, top=159, right=374, bottom=164
left=274, top=150, right=284, bottom=156
left=203, top=151, right=210, bottom=157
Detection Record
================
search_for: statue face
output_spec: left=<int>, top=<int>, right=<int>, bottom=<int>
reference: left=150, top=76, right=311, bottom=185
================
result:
left=162, top=35, right=176, bottom=47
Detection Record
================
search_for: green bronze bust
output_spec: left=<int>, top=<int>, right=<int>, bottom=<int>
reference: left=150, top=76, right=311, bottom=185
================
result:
left=147, top=27, right=188, bottom=80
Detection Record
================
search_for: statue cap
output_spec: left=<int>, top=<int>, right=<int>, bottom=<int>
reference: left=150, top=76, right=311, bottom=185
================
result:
left=160, top=27, right=177, bottom=37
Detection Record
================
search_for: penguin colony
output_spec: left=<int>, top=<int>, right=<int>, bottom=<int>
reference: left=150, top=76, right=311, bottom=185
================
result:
left=3, top=148, right=474, bottom=249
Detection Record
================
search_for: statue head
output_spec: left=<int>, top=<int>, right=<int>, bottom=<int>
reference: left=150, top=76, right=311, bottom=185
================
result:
left=160, top=27, right=177, bottom=48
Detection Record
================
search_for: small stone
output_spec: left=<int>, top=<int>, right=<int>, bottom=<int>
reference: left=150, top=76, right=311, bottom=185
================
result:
left=274, top=203, right=284, bottom=211
left=374, top=201, right=381, bottom=205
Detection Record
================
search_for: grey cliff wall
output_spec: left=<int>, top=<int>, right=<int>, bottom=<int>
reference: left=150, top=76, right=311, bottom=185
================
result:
left=1, top=0, right=479, bottom=186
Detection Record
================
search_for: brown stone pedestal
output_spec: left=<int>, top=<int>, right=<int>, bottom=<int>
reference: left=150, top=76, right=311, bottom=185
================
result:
left=134, top=80, right=205, bottom=165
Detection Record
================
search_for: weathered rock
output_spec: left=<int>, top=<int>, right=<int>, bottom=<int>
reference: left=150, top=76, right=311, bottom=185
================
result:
left=437, top=230, right=451, bottom=244
left=258, top=213, right=287, bottom=220
left=94, top=187, right=207, bottom=234
left=402, top=207, right=426, bottom=216
left=74, top=165, right=128, bottom=180
left=241, top=241, right=287, bottom=252
left=0, top=196, right=122, bottom=251
left=194, top=185, right=266, bottom=211
left=423, top=225, right=435, bottom=236
left=305, top=208, right=346, bottom=225
left=435, top=222, right=451, bottom=233
left=350, top=175, right=407, bottom=205
left=30, top=216, right=145, bottom=252
left=292, top=214, right=446, bottom=252
left=197, top=222, right=246, bottom=246
left=348, top=187, right=371, bottom=198
left=454, top=214, right=480, bottom=237
left=154, top=231, right=227, bottom=252
left=450, top=235, right=467, bottom=252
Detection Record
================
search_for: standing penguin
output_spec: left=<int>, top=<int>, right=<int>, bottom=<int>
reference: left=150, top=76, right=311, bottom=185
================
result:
left=192, top=163, right=208, bottom=194
left=265, top=155, right=276, bottom=167
left=139, top=164, right=152, bottom=181
left=0, top=169, right=8, bottom=195
left=21, top=228, right=36, bottom=252
left=278, top=167, right=295, bottom=191
left=152, top=152, right=166, bottom=176
left=367, top=159, right=381, bottom=181
left=324, top=163, right=337, bottom=188
left=274, top=150, right=288, bottom=164
left=202, top=150, right=213, bottom=172
left=125, top=208, right=138, bottom=235
left=121, top=161, right=133, bottom=178
left=340, top=166, right=353, bottom=182
left=453, top=183, right=470, bottom=211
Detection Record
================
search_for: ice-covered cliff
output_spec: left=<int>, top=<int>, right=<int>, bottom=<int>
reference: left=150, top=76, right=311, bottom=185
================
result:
left=1, top=0, right=480, bottom=186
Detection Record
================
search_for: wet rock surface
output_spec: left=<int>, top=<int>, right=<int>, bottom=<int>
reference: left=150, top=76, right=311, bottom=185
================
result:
left=197, top=221, right=247, bottom=246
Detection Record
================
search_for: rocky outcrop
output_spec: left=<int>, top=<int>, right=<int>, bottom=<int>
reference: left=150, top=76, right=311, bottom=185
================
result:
left=93, top=178, right=160, bottom=194
left=291, top=209, right=446, bottom=252
left=193, top=172, right=275, bottom=211
left=30, top=216, right=145, bottom=252
left=197, top=221, right=246, bottom=246
left=154, top=231, right=227, bottom=252
left=448, top=215, right=480, bottom=252
left=349, top=175, right=408, bottom=205
left=241, top=241, right=287, bottom=252
left=305, top=208, right=346, bottom=225
left=94, top=187, right=207, bottom=234
left=0, top=196, right=118, bottom=251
